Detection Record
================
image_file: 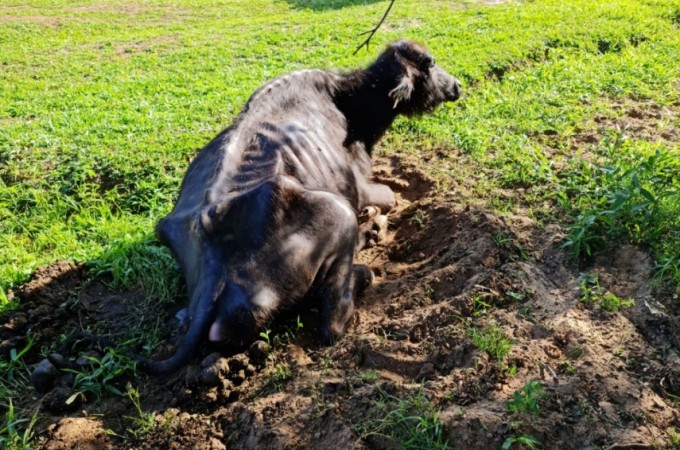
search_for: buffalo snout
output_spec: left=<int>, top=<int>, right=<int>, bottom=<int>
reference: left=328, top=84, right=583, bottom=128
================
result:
left=432, top=65, right=462, bottom=102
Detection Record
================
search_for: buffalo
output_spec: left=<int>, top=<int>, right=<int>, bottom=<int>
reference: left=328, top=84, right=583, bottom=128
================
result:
left=139, top=40, right=461, bottom=375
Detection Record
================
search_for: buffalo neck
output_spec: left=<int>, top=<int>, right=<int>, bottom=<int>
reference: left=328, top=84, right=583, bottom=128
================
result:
left=334, top=69, right=399, bottom=154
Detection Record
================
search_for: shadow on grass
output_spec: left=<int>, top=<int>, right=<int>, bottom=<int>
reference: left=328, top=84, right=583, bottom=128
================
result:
left=283, top=0, right=386, bottom=11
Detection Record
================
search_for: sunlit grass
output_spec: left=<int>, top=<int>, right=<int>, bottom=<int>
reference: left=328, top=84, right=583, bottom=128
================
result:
left=1, top=0, right=678, bottom=298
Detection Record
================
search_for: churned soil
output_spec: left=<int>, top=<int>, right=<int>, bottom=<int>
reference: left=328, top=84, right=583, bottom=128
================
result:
left=2, top=150, right=679, bottom=449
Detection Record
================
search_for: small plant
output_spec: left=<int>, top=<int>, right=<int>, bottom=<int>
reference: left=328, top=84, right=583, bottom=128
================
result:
left=669, top=429, right=680, bottom=449
left=506, top=291, right=525, bottom=302
left=516, top=305, right=535, bottom=322
left=91, top=237, right=183, bottom=302
left=502, top=433, right=542, bottom=450
left=494, top=232, right=529, bottom=261
left=1, top=335, right=33, bottom=380
left=472, top=295, right=491, bottom=317
left=468, top=324, right=513, bottom=365
left=506, top=380, right=547, bottom=416
left=600, top=292, right=635, bottom=312
left=560, top=132, right=679, bottom=286
left=0, top=337, right=36, bottom=450
left=0, top=399, right=39, bottom=450
left=259, top=329, right=271, bottom=346
left=124, top=384, right=156, bottom=439
left=578, top=273, right=635, bottom=312
left=359, top=370, right=380, bottom=383
left=65, top=350, right=136, bottom=404
left=558, top=361, right=577, bottom=375
left=409, top=209, right=427, bottom=229
left=321, top=357, right=336, bottom=372
left=258, top=315, right=305, bottom=350
left=424, top=285, right=435, bottom=299
left=578, top=273, right=599, bottom=302
left=269, top=363, right=292, bottom=390
left=359, top=388, right=452, bottom=450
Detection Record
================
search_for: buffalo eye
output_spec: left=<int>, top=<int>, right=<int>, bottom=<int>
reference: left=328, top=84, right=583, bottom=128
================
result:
left=419, top=55, right=435, bottom=72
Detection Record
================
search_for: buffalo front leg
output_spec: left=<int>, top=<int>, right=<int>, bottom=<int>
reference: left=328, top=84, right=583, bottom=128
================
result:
left=356, top=206, right=389, bottom=252
left=317, top=261, right=374, bottom=345
left=356, top=182, right=395, bottom=252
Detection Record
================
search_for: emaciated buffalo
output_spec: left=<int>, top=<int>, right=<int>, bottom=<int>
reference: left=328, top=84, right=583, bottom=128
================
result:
left=138, top=40, right=461, bottom=375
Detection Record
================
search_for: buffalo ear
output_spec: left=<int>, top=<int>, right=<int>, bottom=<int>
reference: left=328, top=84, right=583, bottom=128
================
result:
left=388, top=65, right=415, bottom=109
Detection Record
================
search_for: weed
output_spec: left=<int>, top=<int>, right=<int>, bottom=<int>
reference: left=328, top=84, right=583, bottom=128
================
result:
left=1, top=335, right=33, bottom=381
left=124, top=384, right=156, bottom=439
left=269, top=363, right=292, bottom=390
left=654, top=256, right=680, bottom=287
left=359, top=370, right=380, bottom=384
left=505, top=291, right=525, bottom=302
left=558, top=361, right=577, bottom=375
left=257, top=314, right=305, bottom=350
left=90, top=238, right=182, bottom=302
left=0, top=337, right=37, bottom=450
left=359, top=388, right=452, bottom=450
left=506, top=380, right=547, bottom=416
left=559, top=131, right=679, bottom=289
left=502, top=433, right=542, bottom=450
left=0, top=400, right=38, bottom=450
left=321, top=357, right=337, bottom=372
left=472, top=295, right=491, bottom=317
left=409, top=209, right=427, bottom=229
left=65, top=350, right=136, bottom=404
left=494, top=233, right=529, bottom=261
left=669, top=430, right=680, bottom=449
left=424, top=284, right=435, bottom=300
left=468, top=324, right=513, bottom=365
left=600, top=292, right=635, bottom=312
left=259, top=330, right=272, bottom=347
left=578, top=273, right=635, bottom=312
left=516, top=305, right=535, bottom=322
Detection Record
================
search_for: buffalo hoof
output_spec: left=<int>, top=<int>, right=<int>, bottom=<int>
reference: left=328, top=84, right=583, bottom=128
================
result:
left=357, top=206, right=389, bottom=251
left=373, top=213, right=388, bottom=242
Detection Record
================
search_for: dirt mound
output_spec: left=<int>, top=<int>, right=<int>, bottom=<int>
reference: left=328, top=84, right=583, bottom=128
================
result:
left=3, top=155, right=680, bottom=449
left=1, top=261, right=85, bottom=360
left=40, top=417, right=114, bottom=450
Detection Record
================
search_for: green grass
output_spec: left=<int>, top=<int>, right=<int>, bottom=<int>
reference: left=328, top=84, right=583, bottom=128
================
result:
left=578, top=272, right=636, bottom=312
left=505, top=380, right=547, bottom=416
left=468, top=323, right=513, bottom=365
left=64, top=350, right=137, bottom=404
left=1, top=0, right=679, bottom=446
left=359, top=388, right=452, bottom=450
left=0, top=338, right=37, bottom=450
left=1, top=0, right=679, bottom=300
left=559, top=131, right=679, bottom=266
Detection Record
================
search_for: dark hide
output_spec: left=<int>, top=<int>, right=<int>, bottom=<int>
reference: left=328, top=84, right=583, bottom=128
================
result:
left=137, top=40, right=461, bottom=375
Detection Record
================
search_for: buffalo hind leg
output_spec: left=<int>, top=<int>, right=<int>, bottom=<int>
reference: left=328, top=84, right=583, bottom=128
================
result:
left=359, top=182, right=396, bottom=214
left=298, top=188, right=374, bottom=344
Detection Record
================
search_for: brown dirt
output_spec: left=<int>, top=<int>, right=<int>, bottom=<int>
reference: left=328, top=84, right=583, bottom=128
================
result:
left=2, top=150, right=679, bottom=449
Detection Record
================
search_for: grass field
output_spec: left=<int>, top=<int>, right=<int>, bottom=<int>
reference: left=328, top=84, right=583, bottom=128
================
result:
left=1, top=0, right=678, bottom=305
left=1, top=0, right=679, bottom=447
